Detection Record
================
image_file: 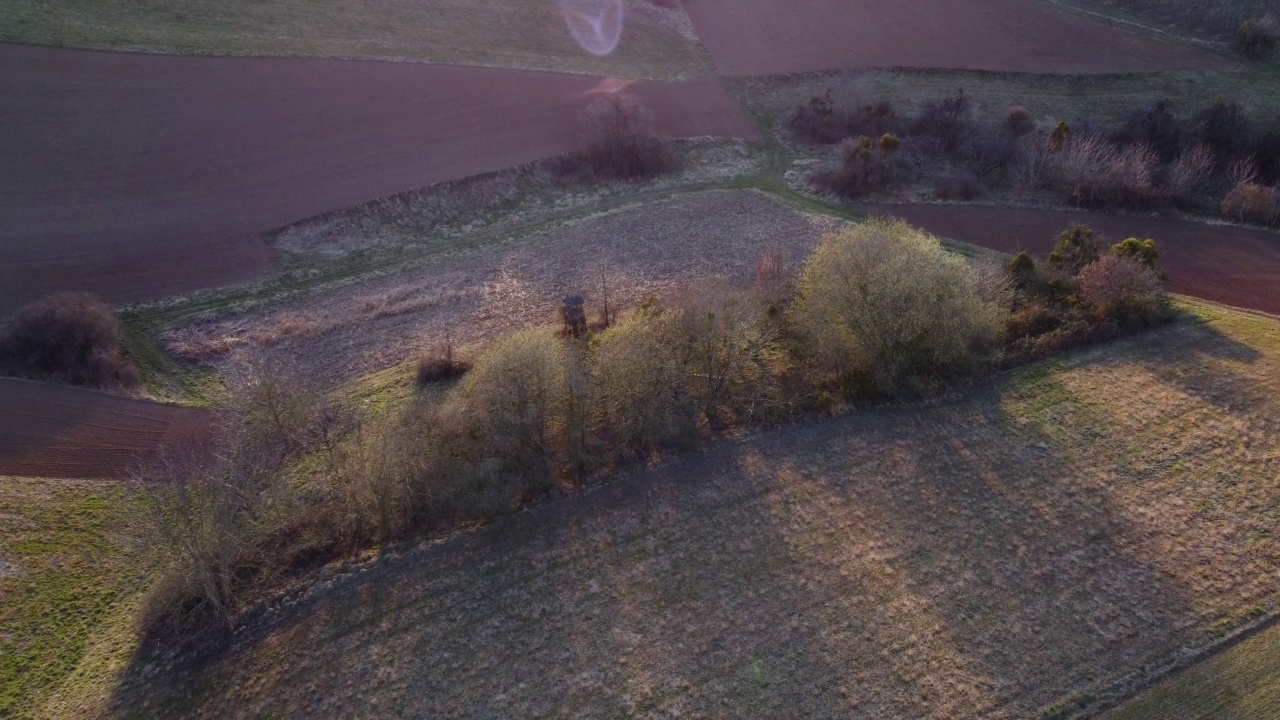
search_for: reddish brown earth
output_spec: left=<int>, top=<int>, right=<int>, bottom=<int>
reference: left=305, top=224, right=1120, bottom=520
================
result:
left=681, top=0, right=1229, bottom=76
left=0, top=379, right=207, bottom=479
left=869, top=204, right=1280, bottom=316
left=0, top=43, right=759, bottom=314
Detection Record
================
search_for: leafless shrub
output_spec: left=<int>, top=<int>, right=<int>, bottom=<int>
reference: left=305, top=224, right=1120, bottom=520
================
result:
left=790, top=220, right=1007, bottom=397
left=789, top=88, right=902, bottom=145
left=1165, top=143, right=1215, bottom=202
left=1056, top=136, right=1166, bottom=209
left=1227, top=156, right=1262, bottom=186
left=416, top=330, right=470, bottom=385
left=911, top=90, right=974, bottom=154
left=1077, top=255, right=1167, bottom=321
left=668, top=280, right=789, bottom=425
left=752, top=244, right=793, bottom=305
left=961, top=128, right=1021, bottom=179
left=579, top=93, right=672, bottom=179
left=1013, top=131, right=1056, bottom=191
left=1221, top=181, right=1280, bottom=226
left=127, top=414, right=295, bottom=640
left=0, top=292, right=139, bottom=389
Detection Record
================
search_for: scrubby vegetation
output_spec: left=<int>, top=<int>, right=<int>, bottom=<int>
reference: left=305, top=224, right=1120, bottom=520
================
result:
left=0, top=292, right=139, bottom=390
left=125, top=217, right=1175, bottom=650
left=1005, top=225, right=1172, bottom=362
left=1237, top=16, right=1278, bottom=57
left=793, top=88, right=1280, bottom=225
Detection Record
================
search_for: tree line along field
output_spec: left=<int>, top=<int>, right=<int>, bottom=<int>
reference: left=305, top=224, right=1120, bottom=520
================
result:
left=3, top=298, right=1273, bottom=718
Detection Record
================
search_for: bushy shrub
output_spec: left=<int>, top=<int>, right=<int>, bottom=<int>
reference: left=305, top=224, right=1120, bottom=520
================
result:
left=1238, top=17, right=1278, bottom=57
left=912, top=90, right=974, bottom=154
left=1005, top=106, right=1036, bottom=138
left=790, top=220, right=1006, bottom=397
left=1113, top=99, right=1184, bottom=161
left=589, top=309, right=698, bottom=455
left=815, top=134, right=905, bottom=199
left=439, top=328, right=575, bottom=499
left=1110, top=237, right=1160, bottom=269
left=1221, top=181, right=1280, bottom=226
left=1077, top=255, right=1167, bottom=322
left=579, top=93, right=671, bottom=179
left=1048, top=224, right=1102, bottom=274
left=0, top=291, right=139, bottom=389
left=1050, top=121, right=1073, bottom=151
left=1195, top=96, right=1251, bottom=161
left=789, top=89, right=902, bottom=145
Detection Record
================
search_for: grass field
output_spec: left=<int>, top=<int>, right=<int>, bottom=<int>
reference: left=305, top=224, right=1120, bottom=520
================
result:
left=1055, top=0, right=1278, bottom=43
left=729, top=66, right=1280, bottom=139
left=0, top=0, right=712, bottom=78
left=75, top=299, right=1278, bottom=718
left=1105, top=620, right=1280, bottom=719
left=0, top=478, right=148, bottom=720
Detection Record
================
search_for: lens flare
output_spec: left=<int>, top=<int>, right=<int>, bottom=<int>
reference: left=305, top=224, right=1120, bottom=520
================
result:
left=560, top=0, right=624, bottom=57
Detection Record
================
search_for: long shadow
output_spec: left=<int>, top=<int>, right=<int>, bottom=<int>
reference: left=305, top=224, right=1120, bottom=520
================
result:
left=104, top=316, right=1280, bottom=718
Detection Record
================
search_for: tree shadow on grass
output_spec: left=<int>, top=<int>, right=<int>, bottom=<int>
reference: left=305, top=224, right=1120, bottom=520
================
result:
left=105, top=315, right=1280, bottom=718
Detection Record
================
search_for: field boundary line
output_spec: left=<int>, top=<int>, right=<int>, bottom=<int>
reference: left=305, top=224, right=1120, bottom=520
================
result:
left=1037, top=599, right=1280, bottom=718
left=1038, top=0, right=1226, bottom=52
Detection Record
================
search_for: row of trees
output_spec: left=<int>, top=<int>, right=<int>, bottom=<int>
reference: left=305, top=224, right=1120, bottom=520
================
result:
left=128, top=220, right=1171, bottom=645
left=796, top=91, right=1280, bottom=227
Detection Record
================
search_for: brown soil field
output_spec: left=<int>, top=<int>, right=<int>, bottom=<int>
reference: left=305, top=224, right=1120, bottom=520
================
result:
left=0, top=44, right=758, bottom=315
left=0, top=379, right=206, bottom=479
left=681, top=0, right=1230, bottom=76
left=104, top=305, right=1280, bottom=718
left=167, top=190, right=845, bottom=388
left=868, top=204, right=1280, bottom=316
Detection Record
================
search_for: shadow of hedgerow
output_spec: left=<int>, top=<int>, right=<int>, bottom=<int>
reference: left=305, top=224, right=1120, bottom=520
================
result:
left=105, top=302, right=1280, bottom=718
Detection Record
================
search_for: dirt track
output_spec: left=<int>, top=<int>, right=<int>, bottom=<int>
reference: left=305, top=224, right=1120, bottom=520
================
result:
left=0, top=379, right=206, bottom=479
left=869, top=204, right=1280, bottom=316
left=0, top=43, right=759, bottom=314
left=681, top=0, right=1228, bottom=76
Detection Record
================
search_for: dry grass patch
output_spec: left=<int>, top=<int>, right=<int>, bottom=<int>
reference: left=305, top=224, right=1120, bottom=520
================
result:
left=108, top=301, right=1280, bottom=718
left=168, top=190, right=844, bottom=388
left=0, top=0, right=712, bottom=79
